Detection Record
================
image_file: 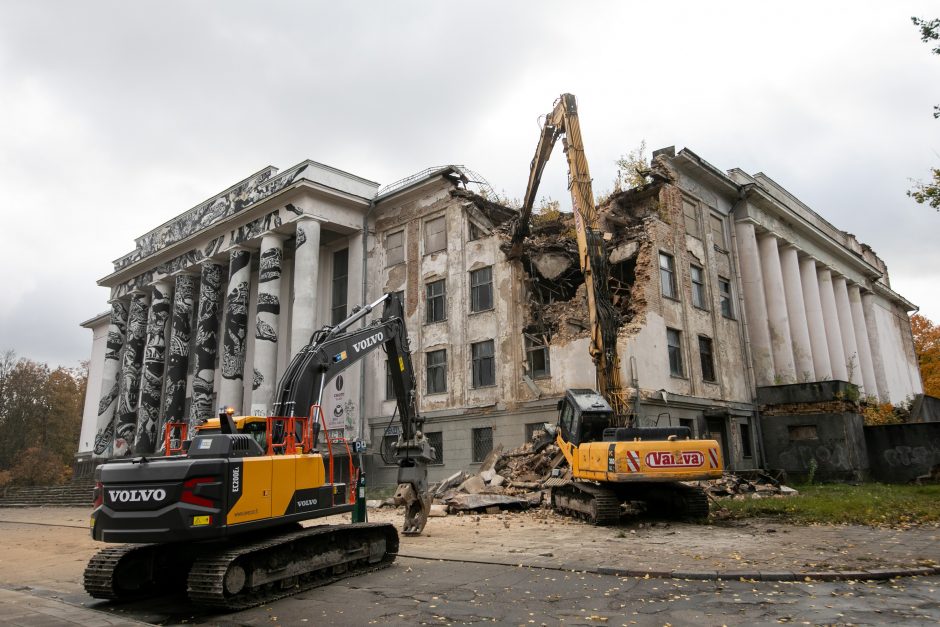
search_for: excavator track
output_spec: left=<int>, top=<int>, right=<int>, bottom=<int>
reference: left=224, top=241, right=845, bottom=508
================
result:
left=187, top=522, right=398, bottom=610
left=641, top=483, right=710, bottom=520
left=84, top=544, right=188, bottom=600
left=551, top=482, right=620, bottom=526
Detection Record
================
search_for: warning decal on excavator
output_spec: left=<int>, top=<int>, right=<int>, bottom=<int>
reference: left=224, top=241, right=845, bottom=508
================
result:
left=708, top=448, right=719, bottom=469
left=625, top=450, right=640, bottom=472
left=645, top=451, right=704, bottom=468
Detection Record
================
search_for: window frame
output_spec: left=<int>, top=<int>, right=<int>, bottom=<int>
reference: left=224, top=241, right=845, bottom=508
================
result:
left=386, top=230, right=404, bottom=267
left=659, top=252, right=678, bottom=300
left=471, top=426, right=493, bottom=463
left=426, top=349, right=447, bottom=395
left=524, top=335, right=551, bottom=379
left=469, top=266, right=494, bottom=313
left=740, top=422, right=753, bottom=459
left=330, top=248, right=349, bottom=325
left=690, top=264, right=708, bottom=310
left=470, top=340, right=496, bottom=388
left=709, top=214, right=727, bottom=250
left=424, top=215, right=447, bottom=254
left=666, top=327, right=684, bottom=377
left=683, top=200, right=701, bottom=238
left=425, top=279, right=446, bottom=324
left=718, top=277, right=735, bottom=319
left=426, top=431, right=444, bottom=465
left=698, top=335, right=716, bottom=382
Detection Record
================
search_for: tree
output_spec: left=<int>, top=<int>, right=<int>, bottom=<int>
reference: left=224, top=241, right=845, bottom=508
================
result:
left=908, top=17, right=940, bottom=211
left=911, top=313, right=940, bottom=397
left=612, top=140, right=651, bottom=192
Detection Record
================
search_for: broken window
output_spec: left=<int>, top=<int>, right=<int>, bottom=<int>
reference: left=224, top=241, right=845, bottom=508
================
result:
left=471, top=340, right=496, bottom=388
left=425, top=279, right=446, bottom=323
left=710, top=215, right=726, bottom=250
left=699, top=335, right=716, bottom=382
left=525, top=421, right=547, bottom=442
left=425, top=215, right=446, bottom=253
left=718, top=277, right=734, bottom=319
left=468, top=220, right=486, bottom=241
left=330, top=248, right=348, bottom=325
left=667, top=327, right=684, bottom=377
left=426, top=349, right=447, bottom=394
left=690, top=265, right=707, bottom=310
left=387, top=230, right=404, bottom=266
left=470, top=266, right=494, bottom=312
left=740, top=422, right=753, bottom=459
left=683, top=200, right=701, bottom=238
left=472, top=426, right=493, bottom=463
left=525, top=335, right=551, bottom=379
left=659, top=252, right=678, bottom=300
left=427, top=431, right=444, bottom=464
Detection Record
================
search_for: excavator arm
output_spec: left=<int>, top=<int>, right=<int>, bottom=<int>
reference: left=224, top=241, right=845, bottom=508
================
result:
left=509, top=93, right=631, bottom=425
left=272, top=292, right=433, bottom=534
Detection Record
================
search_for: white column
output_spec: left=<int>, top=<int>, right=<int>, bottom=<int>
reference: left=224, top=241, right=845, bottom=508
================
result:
left=779, top=246, right=815, bottom=382
left=291, top=217, right=322, bottom=357
left=219, top=248, right=252, bottom=413
left=92, top=299, right=129, bottom=459
left=848, top=284, right=878, bottom=397
left=799, top=257, right=832, bottom=380
left=832, top=275, right=861, bottom=386
left=861, top=292, right=889, bottom=400
left=734, top=221, right=774, bottom=386
left=817, top=268, right=848, bottom=381
left=758, top=234, right=796, bottom=383
left=251, top=234, right=284, bottom=415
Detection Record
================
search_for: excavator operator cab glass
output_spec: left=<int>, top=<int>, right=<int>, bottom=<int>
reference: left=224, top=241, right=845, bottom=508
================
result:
left=558, top=400, right=575, bottom=443
left=578, top=412, right=609, bottom=444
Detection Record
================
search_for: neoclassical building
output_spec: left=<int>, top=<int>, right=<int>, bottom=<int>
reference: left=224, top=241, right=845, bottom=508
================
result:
left=78, top=150, right=923, bottom=483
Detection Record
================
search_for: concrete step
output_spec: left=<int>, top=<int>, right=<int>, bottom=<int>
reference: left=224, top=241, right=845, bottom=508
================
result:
left=0, top=481, right=97, bottom=508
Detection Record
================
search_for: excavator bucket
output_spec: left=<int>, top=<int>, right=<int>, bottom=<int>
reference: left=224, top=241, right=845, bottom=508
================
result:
left=393, top=482, right=431, bottom=535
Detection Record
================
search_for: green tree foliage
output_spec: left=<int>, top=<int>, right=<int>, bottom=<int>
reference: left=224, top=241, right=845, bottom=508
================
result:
left=909, top=16, right=940, bottom=210
left=612, top=140, right=651, bottom=192
left=0, top=351, right=86, bottom=485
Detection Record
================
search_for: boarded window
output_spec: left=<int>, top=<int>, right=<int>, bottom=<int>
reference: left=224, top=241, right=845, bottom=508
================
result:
left=425, top=280, right=446, bottom=323
left=699, top=335, right=716, bottom=382
left=710, top=215, right=726, bottom=250
left=719, top=277, right=734, bottom=319
left=471, top=340, right=496, bottom=388
left=386, top=230, right=404, bottom=266
left=667, top=327, right=684, bottom=377
left=690, top=265, right=707, bottom=309
left=426, top=349, right=447, bottom=394
left=659, top=252, right=677, bottom=299
left=425, top=216, right=446, bottom=253
left=330, top=248, right=348, bottom=325
left=470, top=266, right=493, bottom=312
left=683, top=201, right=700, bottom=238
left=472, top=427, right=493, bottom=463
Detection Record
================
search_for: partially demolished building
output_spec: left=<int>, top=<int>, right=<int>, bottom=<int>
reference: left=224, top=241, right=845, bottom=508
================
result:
left=77, top=149, right=923, bottom=484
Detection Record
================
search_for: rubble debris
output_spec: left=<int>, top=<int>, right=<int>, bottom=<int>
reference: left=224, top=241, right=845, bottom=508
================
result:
left=690, top=472, right=798, bottom=499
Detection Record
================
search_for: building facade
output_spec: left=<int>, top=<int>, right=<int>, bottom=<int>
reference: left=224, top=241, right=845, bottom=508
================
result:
left=77, top=149, right=923, bottom=484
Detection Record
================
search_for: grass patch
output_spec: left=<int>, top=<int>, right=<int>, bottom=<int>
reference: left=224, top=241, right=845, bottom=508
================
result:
left=717, top=483, right=940, bottom=527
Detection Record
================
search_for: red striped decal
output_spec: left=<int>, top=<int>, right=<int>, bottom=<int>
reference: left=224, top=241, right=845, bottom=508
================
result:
left=708, top=448, right=719, bottom=469
left=626, top=450, right=640, bottom=472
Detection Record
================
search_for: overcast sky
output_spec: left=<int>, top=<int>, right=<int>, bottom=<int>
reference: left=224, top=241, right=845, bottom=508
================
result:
left=1, top=1, right=938, bottom=368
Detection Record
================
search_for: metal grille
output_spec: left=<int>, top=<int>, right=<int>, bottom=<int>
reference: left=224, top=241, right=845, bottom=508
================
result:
left=426, top=431, right=443, bottom=465
left=472, top=427, right=493, bottom=463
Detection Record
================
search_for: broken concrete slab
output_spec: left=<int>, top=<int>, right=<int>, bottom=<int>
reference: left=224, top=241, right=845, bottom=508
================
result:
left=480, top=469, right=496, bottom=483
left=478, top=444, right=504, bottom=474
left=444, top=493, right=531, bottom=512
left=429, top=504, right=448, bottom=517
left=532, top=252, right=573, bottom=280
left=458, top=475, right=486, bottom=494
left=609, top=241, right=639, bottom=264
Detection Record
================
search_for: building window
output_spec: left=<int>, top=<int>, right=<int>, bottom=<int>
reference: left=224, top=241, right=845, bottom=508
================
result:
left=471, top=340, right=496, bottom=388
left=699, top=335, right=716, bottom=382
left=385, top=361, right=395, bottom=400
left=690, top=265, right=707, bottom=309
left=525, top=335, right=550, bottom=378
left=718, top=277, right=734, bottom=319
left=386, top=230, right=404, bottom=266
left=330, top=248, right=348, bottom=325
left=427, top=431, right=444, bottom=465
left=425, top=215, right=446, bottom=253
left=425, top=280, right=446, bottom=323
left=525, top=421, right=547, bottom=442
left=469, top=220, right=486, bottom=241
left=426, top=349, right=447, bottom=394
left=382, top=434, right=398, bottom=465
left=472, top=427, right=493, bottom=463
left=710, top=215, right=726, bottom=250
left=470, top=266, right=494, bottom=312
left=683, top=200, right=700, bottom=238
left=659, top=252, right=677, bottom=300
left=667, top=327, right=684, bottom=377
left=740, top=422, right=753, bottom=459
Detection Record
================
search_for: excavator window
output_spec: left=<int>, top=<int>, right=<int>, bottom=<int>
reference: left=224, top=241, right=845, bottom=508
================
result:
left=578, top=412, right=609, bottom=444
left=558, top=400, right=575, bottom=442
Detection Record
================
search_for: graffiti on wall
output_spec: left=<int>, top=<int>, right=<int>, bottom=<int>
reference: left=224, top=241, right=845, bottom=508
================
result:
left=777, top=440, right=853, bottom=471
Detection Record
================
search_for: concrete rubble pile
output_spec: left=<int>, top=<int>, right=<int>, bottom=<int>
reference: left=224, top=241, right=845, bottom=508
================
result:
left=690, top=472, right=799, bottom=499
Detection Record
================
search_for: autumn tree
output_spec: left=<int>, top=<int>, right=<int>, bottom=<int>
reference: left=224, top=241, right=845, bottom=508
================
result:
left=911, top=313, right=940, bottom=397
left=908, top=16, right=940, bottom=211
left=0, top=351, right=86, bottom=484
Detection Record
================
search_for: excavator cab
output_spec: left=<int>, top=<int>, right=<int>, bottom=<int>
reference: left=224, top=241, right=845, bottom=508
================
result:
left=557, top=389, right=613, bottom=446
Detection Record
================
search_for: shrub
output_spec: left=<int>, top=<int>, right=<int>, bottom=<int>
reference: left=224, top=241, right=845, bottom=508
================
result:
left=10, top=447, right=72, bottom=486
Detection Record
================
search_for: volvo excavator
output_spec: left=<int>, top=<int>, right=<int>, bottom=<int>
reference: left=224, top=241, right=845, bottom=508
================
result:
left=510, top=93, right=723, bottom=524
left=84, top=292, right=433, bottom=609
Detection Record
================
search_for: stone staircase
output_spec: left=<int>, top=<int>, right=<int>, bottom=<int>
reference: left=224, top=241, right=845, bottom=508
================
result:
left=0, top=478, right=96, bottom=508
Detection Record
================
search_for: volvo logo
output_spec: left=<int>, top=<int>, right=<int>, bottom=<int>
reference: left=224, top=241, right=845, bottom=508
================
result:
left=352, top=332, right=384, bottom=353
left=108, top=489, right=167, bottom=503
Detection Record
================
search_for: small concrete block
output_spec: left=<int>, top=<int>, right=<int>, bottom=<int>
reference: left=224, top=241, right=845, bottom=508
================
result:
left=805, top=571, right=847, bottom=581
left=480, top=469, right=496, bottom=483
left=458, top=476, right=486, bottom=494
left=428, top=504, right=448, bottom=517
left=717, top=571, right=759, bottom=581
left=670, top=570, right=718, bottom=580
left=758, top=571, right=797, bottom=581
left=490, top=474, right=505, bottom=487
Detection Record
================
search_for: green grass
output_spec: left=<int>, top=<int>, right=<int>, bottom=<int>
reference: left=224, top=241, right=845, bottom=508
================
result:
left=716, top=483, right=940, bottom=527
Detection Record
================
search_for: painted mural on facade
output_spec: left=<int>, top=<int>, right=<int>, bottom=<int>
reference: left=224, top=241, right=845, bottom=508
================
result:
left=92, top=300, right=128, bottom=457
left=162, top=274, right=195, bottom=424
left=134, top=283, right=171, bottom=454
left=113, top=294, right=149, bottom=456
left=190, top=263, right=224, bottom=425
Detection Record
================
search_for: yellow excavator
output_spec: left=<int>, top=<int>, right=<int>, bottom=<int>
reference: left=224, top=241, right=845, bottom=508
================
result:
left=509, top=94, right=723, bottom=524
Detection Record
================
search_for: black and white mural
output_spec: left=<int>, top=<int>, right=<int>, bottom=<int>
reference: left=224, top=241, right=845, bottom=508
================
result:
left=219, top=249, right=251, bottom=411
left=230, top=210, right=281, bottom=248
left=92, top=300, right=128, bottom=458
left=250, top=236, right=283, bottom=415
left=162, top=274, right=195, bottom=425
left=113, top=293, right=149, bottom=456
left=133, top=282, right=172, bottom=454
left=189, top=262, right=225, bottom=425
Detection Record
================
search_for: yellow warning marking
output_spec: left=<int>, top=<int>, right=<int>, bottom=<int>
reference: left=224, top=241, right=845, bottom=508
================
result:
left=193, top=515, right=210, bottom=526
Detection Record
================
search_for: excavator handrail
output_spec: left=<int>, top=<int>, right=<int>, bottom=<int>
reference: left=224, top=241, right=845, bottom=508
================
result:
left=310, top=404, right=356, bottom=506
left=162, top=421, right=188, bottom=456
